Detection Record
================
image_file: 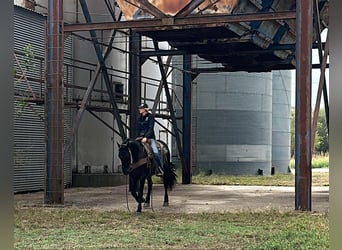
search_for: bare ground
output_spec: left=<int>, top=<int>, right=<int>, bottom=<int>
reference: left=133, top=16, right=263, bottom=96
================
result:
left=14, top=184, right=329, bottom=213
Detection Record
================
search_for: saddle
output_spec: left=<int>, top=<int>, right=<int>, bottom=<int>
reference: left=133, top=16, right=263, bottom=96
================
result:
left=139, top=139, right=163, bottom=172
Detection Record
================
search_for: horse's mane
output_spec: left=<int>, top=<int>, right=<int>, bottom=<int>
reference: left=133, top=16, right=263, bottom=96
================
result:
left=123, top=138, right=144, bottom=159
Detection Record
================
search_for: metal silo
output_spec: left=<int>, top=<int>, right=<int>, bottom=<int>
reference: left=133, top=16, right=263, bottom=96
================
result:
left=272, top=70, right=292, bottom=174
left=193, top=68, right=273, bottom=175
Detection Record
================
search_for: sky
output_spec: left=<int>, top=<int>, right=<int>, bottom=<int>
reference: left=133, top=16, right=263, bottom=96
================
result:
left=290, top=29, right=329, bottom=109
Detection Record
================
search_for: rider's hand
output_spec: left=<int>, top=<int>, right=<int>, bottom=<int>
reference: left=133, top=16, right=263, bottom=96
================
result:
left=142, top=137, right=147, bottom=143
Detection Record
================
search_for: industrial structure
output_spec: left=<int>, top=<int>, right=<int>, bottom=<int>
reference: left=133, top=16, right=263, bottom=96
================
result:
left=13, top=0, right=329, bottom=211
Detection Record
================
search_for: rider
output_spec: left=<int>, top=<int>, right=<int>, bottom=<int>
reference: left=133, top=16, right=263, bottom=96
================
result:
left=136, top=103, right=164, bottom=176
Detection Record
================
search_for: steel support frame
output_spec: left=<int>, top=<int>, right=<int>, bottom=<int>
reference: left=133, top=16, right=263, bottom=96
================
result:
left=312, top=0, right=329, bottom=134
left=65, top=28, right=119, bottom=153
left=79, top=0, right=127, bottom=141
left=45, top=0, right=64, bottom=204
left=311, top=33, right=329, bottom=152
left=295, top=0, right=313, bottom=211
left=47, top=0, right=326, bottom=210
left=152, top=40, right=188, bottom=182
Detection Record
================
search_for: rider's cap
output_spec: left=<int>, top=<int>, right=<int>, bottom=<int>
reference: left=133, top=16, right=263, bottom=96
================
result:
left=138, top=103, right=148, bottom=109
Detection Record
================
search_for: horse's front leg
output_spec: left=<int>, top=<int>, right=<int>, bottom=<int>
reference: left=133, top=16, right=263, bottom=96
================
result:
left=144, top=176, right=153, bottom=208
left=136, top=177, right=146, bottom=213
left=163, top=187, right=169, bottom=207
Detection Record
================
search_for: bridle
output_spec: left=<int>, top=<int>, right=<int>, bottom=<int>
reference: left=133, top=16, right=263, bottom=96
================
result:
left=120, top=141, right=150, bottom=174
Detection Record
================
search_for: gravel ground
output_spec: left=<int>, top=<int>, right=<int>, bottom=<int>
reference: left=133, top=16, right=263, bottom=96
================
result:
left=15, top=184, right=329, bottom=213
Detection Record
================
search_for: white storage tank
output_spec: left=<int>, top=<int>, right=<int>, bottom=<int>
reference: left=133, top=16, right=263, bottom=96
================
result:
left=193, top=71, right=273, bottom=175
left=272, top=70, right=292, bottom=174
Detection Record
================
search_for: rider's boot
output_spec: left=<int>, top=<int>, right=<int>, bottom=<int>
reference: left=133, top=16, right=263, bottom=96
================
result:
left=156, top=165, right=164, bottom=177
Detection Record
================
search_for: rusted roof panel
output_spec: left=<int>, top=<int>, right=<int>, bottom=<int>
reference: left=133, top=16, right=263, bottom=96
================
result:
left=116, top=0, right=239, bottom=19
left=117, top=0, right=329, bottom=72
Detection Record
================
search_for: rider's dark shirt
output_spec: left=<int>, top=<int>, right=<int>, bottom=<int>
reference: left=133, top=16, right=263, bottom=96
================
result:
left=137, top=112, right=156, bottom=139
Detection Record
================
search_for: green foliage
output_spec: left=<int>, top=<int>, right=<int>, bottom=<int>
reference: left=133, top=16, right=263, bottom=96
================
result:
left=14, top=207, right=329, bottom=249
left=291, top=108, right=295, bottom=157
left=23, top=43, right=34, bottom=71
left=291, top=108, right=329, bottom=156
left=290, top=155, right=329, bottom=169
left=315, top=109, right=329, bottom=153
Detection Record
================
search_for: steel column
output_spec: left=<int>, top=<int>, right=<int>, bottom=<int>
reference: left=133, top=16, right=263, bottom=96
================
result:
left=182, top=54, right=192, bottom=184
left=45, top=0, right=64, bottom=204
left=129, top=30, right=141, bottom=138
left=295, top=0, right=313, bottom=211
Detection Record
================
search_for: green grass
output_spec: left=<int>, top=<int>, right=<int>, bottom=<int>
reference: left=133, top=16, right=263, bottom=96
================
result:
left=15, top=207, right=328, bottom=250
left=190, top=172, right=329, bottom=187
left=154, top=170, right=329, bottom=187
left=290, top=155, right=329, bottom=169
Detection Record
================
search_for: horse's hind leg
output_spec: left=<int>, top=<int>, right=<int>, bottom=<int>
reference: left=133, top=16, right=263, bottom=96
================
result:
left=163, top=187, right=169, bottom=207
left=144, top=176, right=153, bottom=208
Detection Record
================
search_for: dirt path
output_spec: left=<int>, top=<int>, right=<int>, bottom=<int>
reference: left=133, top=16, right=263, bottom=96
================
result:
left=15, top=184, right=329, bottom=213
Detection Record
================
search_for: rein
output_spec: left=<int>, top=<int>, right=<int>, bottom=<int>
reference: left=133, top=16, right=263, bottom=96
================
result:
left=129, top=157, right=149, bottom=171
left=126, top=142, right=150, bottom=173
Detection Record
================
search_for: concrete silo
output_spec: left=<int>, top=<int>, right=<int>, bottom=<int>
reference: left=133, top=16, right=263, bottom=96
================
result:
left=272, top=70, right=292, bottom=174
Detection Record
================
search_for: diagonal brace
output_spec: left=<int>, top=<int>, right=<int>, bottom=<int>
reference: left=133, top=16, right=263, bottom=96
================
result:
left=79, top=0, right=126, bottom=140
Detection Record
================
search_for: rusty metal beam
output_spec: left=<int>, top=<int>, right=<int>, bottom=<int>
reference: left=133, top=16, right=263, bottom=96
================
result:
left=45, top=0, right=64, bottom=205
left=175, top=0, right=205, bottom=18
left=295, top=0, right=313, bottom=211
left=64, top=11, right=296, bottom=32
left=311, top=33, right=329, bottom=152
left=313, top=0, right=329, bottom=132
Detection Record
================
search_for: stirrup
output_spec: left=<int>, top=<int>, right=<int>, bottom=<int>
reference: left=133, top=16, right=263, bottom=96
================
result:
left=156, top=166, right=164, bottom=177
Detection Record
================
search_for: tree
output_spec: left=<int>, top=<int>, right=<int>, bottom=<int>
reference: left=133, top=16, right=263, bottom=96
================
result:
left=290, top=108, right=329, bottom=157
left=290, top=108, right=295, bottom=157
left=314, top=109, right=329, bottom=154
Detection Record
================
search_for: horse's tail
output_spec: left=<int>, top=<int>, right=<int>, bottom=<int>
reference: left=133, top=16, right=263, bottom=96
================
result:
left=163, top=162, right=177, bottom=190
left=158, top=140, right=177, bottom=190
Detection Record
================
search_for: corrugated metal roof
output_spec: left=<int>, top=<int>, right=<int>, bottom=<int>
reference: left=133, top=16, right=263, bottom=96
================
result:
left=117, top=0, right=329, bottom=72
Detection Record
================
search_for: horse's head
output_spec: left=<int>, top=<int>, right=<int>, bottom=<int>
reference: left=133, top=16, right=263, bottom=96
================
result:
left=117, top=140, right=131, bottom=175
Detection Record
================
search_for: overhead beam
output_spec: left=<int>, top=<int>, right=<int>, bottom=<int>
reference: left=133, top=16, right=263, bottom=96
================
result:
left=64, top=11, right=296, bottom=32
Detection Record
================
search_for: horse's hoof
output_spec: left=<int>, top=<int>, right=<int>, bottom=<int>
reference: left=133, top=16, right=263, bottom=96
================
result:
left=163, top=202, right=169, bottom=207
left=144, top=203, right=150, bottom=208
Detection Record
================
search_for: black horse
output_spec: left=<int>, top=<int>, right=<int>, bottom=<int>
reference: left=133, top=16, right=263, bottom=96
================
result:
left=118, top=138, right=177, bottom=213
